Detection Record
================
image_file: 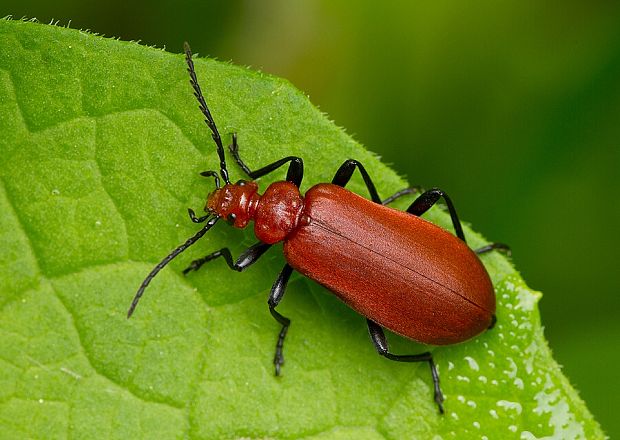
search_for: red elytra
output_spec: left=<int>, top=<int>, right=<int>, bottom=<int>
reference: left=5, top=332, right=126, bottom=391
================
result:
left=127, top=43, right=508, bottom=414
left=284, top=184, right=495, bottom=345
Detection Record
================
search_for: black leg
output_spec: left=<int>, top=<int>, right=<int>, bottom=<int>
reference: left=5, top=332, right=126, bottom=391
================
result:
left=331, top=159, right=381, bottom=203
left=268, top=264, right=294, bottom=375
left=182, top=241, right=272, bottom=274
left=475, top=242, right=511, bottom=256
left=382, top=186, right=424, bottom=205
left=229, top=133, right=304, bottom=187
left=367, top=319, right=444, bottom=414
left=406, top=188, right=466, bottom=242
left=400, top=189, right=509, bottom=255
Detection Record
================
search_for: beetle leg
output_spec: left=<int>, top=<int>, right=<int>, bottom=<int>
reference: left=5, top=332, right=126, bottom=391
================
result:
left=406, top=188, right=466, bottom=242
left=268, top=264, right=294, bottom=376
left=381, top=186, right=424, bottom=205
left=475, top=242, right=511, bottom=256
left=182, top=241, right=271, bottom=274
left=367, top=319, right=444, bottom=414
left=229, top=133, right=304, bottom=187
left=332, top=159, right=382, bottom=203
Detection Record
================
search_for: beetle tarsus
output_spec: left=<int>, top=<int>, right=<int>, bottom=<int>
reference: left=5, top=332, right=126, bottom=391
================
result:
left=436, top=394, right=445, bottom=414
left=429, top=357, right=444, bottom=414
left=475, top=242, right=511, bottom=257
left=381, top=187, right=424, bottom=205
left=182, top=257, right=207, bottom=275
left=269, top=307, right=291, bottom=376
left=273, top=324, right=288, bottom=376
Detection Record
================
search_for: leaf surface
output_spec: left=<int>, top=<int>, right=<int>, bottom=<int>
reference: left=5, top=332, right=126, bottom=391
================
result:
left=0, top=19, right=604, bottom=439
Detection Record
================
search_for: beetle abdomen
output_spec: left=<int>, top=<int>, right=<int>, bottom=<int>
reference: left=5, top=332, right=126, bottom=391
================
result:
left=283, top=184, right=495, bottom=345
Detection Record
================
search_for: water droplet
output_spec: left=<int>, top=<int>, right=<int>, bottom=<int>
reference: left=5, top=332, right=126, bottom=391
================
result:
left=464, top=356, right=479, bottom=371
left=524, top=341, right=537, bottom=374
left=503, top=357, right=518, bottom=379
left=514, top=378, right=524, bottom=389
left=516, top=284, right=540, bottom=312
left=497, top=400, right=523, bottom=415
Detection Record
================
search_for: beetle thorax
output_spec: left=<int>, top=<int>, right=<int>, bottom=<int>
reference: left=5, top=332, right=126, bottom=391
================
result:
left=206, top=181, right=305, bottom=244
left=253, top=181, right=305, bottom=244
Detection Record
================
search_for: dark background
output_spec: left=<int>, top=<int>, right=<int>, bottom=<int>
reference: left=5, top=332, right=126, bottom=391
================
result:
left=4, top=1, right=619, bottom=436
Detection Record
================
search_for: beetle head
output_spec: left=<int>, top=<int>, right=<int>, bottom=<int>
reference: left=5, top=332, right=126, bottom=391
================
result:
left=206, top=181, right=260, bottom=228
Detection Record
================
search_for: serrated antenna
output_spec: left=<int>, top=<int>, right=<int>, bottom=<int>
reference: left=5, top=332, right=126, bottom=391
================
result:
left=184, top=42, right=231, bottom=185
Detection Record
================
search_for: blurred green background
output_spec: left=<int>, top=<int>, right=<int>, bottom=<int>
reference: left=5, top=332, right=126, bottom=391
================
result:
left=4, top=1, right=619, bottom=436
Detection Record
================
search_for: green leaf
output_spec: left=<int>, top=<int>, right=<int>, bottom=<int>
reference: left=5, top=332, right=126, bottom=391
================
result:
left=0, top=19, right=604, bottom=439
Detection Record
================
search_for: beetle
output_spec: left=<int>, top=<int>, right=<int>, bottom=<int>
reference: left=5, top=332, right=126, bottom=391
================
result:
left=127, top=42, right=509, bottom=414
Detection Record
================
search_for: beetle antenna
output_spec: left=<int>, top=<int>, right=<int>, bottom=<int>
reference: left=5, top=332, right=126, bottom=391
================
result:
left=127, top=215, right=220, bottom=318
left=183, top=42, right=231, bottom=185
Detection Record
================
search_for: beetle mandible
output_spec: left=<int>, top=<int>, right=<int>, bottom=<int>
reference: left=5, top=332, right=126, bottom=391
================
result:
left=127, top=42, right=509, bottom=414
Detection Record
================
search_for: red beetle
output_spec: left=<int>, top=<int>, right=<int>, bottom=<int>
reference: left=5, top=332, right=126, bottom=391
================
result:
left=127, top=43, right=508, bottom=413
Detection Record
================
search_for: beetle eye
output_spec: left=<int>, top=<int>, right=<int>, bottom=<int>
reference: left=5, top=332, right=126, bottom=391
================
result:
left=227, top=213, right=237, bottom=223
left=235, top=179, right=247, bottom=186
